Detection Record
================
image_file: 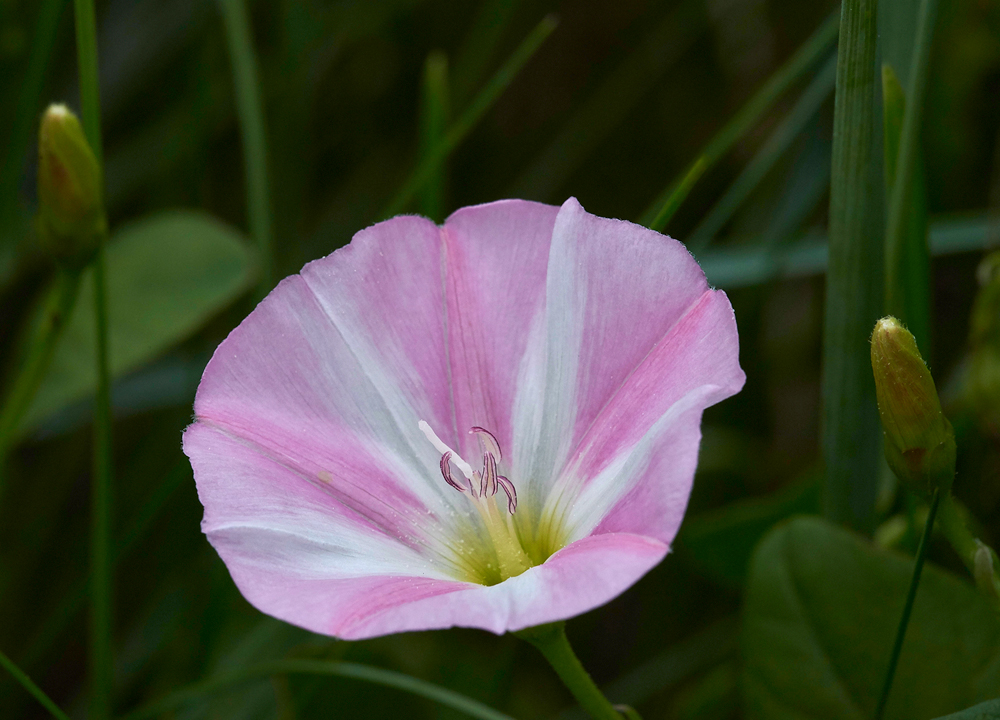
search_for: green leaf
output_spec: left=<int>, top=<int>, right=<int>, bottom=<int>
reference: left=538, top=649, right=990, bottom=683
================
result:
left=680, top=474, right=819, bottom=588
left=823, top=0, right=884, bottom=532
left=933, top=700, right=1000, bottom=720
left=742, top=516, right=1000, bottom=720
left=19, top=210, right=257, bottom=433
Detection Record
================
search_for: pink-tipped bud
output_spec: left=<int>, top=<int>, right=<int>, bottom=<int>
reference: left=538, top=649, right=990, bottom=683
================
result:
left=37, top=104, right=105, bottom=262
left=871, top=316, right=955, bottom=498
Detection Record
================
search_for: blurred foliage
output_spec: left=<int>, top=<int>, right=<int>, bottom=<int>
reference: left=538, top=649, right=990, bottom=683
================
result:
left=0, top=0, right=999, bottom=718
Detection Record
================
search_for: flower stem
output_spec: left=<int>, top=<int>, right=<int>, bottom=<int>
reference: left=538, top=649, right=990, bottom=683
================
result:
left=875, top=487, right=940, bottom=720
left=72, top=0, right=113, bottom=717
left=0, top=268, right=81, bottom=494
left=517, top=622, right=624, bottom=720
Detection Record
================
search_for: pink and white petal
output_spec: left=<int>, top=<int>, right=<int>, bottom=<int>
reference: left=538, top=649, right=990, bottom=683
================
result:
left=193, top=229, right=465, bottom=526
left=284, top=533, right=666, bottom=640
left=299, top=216, right=454, bottom=447
left=510, top=197, right=717, bottom=505
left=441, top=199, right=560, bottom=461
left=550, top=289, right=744, bottom=543
left=184, top=423, right=456, bottom=580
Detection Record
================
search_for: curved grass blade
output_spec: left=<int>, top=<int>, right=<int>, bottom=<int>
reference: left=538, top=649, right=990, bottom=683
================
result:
left=120, top=660, right=517, bottom=720
left=509, top=0, right=705, bottom=202
left=639, top=8, right=839, bottom=232
left=688, top=52, right=837, bottom=252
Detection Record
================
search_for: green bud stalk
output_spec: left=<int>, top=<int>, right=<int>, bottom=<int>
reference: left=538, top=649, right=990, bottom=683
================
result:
left=37, top=104, right=106, bottom=263
left=871, top=316, right=956, bottom=499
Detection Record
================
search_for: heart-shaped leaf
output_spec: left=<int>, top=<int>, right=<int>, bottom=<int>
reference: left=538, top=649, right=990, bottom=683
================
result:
left=19, top=210, right=256, bottom=433
left=743, top=516, right=1000, bottom=720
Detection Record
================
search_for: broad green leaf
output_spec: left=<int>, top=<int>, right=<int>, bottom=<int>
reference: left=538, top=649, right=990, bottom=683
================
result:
left=19, top=210, right=257, bottom=433
left=934, top=700, right=1000, bottom=720
left=743, top=517, right=1000, bottom=720
left=680, top=474, right=819, bottom=588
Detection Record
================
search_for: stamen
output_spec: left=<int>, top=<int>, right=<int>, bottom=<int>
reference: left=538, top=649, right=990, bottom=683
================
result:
left=482, top=451, right=499, bottom=496
left=470, top=427, right=502, bottom=460
left=439, top=452, right=468, bottom=493
left=496, top=475, right=517, bottom=514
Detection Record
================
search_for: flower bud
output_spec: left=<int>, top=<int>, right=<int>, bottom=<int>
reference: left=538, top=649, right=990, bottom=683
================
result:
left=37, top=104, right=105, bottom=262
left=871, top=316, right=955, bottom=498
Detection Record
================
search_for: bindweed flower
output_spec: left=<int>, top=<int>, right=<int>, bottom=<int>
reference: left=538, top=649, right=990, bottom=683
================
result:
left=37, top=104, right=105, bottom=262
left=871, top=316, right=955, bottom=498
left=183, top=198, right=744, bottom=639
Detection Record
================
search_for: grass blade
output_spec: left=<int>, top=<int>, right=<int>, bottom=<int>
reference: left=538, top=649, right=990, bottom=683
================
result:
left=0, top=649, right=70, bottom=720
left=698, top=214, right=992, bottom=289
left=451, top=0, right=522, bottom=108
left=380, top=14, right=558, bottom=219
left=883, top=0, right=939, bottom=355
left=120, top=659, right=516, bottom=720
left=823, top=0, right=884, bottom=533
left=639, top=8, right=839, bottom=232
left=688, top=52, right=837, bottom=252
left=219, top=0, right=273, bottom=296
left=419, top=50, right=450, bottom=222
left=509, top=0, right=705, bottom=202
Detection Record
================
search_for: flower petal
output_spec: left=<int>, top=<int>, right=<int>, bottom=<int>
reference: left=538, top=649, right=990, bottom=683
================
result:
left=510, top=197, right=724, bottom=507
left=225, top=531, right=666, bottom=640
left=555, top=288, right=745, bottom=543
left=441, top=199, right=560, bottom=460
left=184, top=422, right=453, bottom=580
left=193, top=217, right=468, bottom=534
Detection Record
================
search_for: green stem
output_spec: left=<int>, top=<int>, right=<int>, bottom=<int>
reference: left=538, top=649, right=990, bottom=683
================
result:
left=0, top=269, right=81, bottom=490
left=120, top=659, right=514, bottom=720
left=0, top=649, right=71, bottom=720
left=517, top=623, right=624, bottom=720
left=72, top=0, right=113, bottom=717
left=875, top=488, right=940, bottom=720
left=219, top=0, right=273, bottom=297
left=639, top=8, right=839, bottom=232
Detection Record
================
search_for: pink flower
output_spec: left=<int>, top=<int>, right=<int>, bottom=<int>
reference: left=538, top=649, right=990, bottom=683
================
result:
left=183, top=198, right=744, bottom=640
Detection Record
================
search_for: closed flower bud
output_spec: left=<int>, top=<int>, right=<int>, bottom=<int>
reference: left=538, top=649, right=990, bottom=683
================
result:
left=37, top=104, right=105, bottom=262
left=871, top=316, right=955, bottom=498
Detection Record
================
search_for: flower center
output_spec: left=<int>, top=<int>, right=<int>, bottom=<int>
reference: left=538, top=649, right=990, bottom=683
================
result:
left=418, top=420, right=534, bottom=581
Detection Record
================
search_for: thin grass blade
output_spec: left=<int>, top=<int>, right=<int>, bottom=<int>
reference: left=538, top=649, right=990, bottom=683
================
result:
left=0, top=650, right=70, bottom=720
left=380, top=14, right=558, bottom=219
left=688, top=52, right=837, bottom=252
left=639, top=8, right=839, bottom=232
